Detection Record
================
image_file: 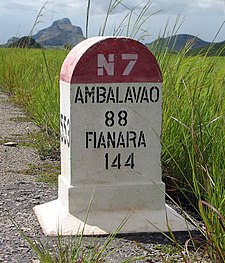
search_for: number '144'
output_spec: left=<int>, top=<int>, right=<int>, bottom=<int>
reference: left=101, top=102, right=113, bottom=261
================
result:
left=105, top=153, right=135, bottom=170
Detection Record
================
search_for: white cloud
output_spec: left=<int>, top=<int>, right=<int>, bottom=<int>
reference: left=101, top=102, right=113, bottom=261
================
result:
left=151, top=0, right=224, bottom=15
left=1, top=0, right=42, bottom=13
left=195, top=0, right=224, bottom=10
left=1, top=0, right=224, bottom=18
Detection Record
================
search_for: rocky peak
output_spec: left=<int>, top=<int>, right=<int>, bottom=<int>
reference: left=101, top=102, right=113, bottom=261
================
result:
left=52, top=18, right=83, bottom=35
left=33, top=18, right=85, bottom=48
left=52, top=18, right=71, bottom=27
left=52, top=18, right=76, bottom=32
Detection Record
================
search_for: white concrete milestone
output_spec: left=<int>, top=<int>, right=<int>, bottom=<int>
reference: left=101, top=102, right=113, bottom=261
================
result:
left=34, top=36, right=193, bottom=235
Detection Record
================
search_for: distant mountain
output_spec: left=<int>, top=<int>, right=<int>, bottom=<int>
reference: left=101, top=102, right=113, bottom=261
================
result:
left=0, top=37, right=20, bottom=48
left=33, top=18, right=85, bottom=48
left=147, top=34, right=212, bottom=53
left=189, top=40, right=225, bottom=56
left=6, top=37, right=20, bottom=45
left=9, top=36, right=41, bottom=49
left=1, top=18, right=85, bottom=49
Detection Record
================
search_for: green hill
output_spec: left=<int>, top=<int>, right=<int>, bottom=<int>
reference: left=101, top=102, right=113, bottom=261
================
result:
left=9, top=36, right=41, bottom=49
left=147, top=34, right=225, bottom=56
left=188, top=41, right=225, bottom=56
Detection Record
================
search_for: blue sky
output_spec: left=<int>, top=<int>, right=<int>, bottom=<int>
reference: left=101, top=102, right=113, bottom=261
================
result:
left=0, top=0, right=225, bottom=44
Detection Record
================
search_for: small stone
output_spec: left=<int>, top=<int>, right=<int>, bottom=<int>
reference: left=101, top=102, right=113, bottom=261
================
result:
left=4, top=141, right=18, bottom=147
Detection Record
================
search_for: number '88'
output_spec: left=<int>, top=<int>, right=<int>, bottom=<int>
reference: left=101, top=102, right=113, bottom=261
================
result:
left=105, top=110, right=128, bottom=127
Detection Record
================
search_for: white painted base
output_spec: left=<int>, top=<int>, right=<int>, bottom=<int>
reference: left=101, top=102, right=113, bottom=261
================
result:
left=33, top=200, right=194, bottom=236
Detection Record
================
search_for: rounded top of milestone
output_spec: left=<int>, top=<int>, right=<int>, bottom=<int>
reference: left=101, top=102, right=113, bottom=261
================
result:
left=60, top=36, right=162, bottom=84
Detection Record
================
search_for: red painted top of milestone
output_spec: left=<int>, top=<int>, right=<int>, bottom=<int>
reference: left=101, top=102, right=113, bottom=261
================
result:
left=60, top=36, right=162, bottom=84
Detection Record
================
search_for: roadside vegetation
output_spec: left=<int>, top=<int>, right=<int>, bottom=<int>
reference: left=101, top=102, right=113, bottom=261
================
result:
left=0, top=47, right=66, bottom=157
left=0, top=0, right=224, bottom=262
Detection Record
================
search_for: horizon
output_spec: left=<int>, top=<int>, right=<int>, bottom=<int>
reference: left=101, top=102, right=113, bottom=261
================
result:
left=0, top=0, right=225, bottom=44
left=3, top=18, right=225, bottom=45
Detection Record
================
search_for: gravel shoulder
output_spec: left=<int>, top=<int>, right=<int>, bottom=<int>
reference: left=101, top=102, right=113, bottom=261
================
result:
left=0, top=92, right=58, bottom=262
left=0, top=91, right=199, bottom=263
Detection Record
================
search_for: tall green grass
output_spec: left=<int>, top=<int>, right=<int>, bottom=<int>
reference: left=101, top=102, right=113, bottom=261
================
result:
left=158, top=50, right=225, bottom=262
left=0, top=0, right=224, bottom=261
left=0, top=48, right=66, bottom=133
left=149, top=31, right=225, bottom=261
left=161, top=53, right=225, bottom=198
